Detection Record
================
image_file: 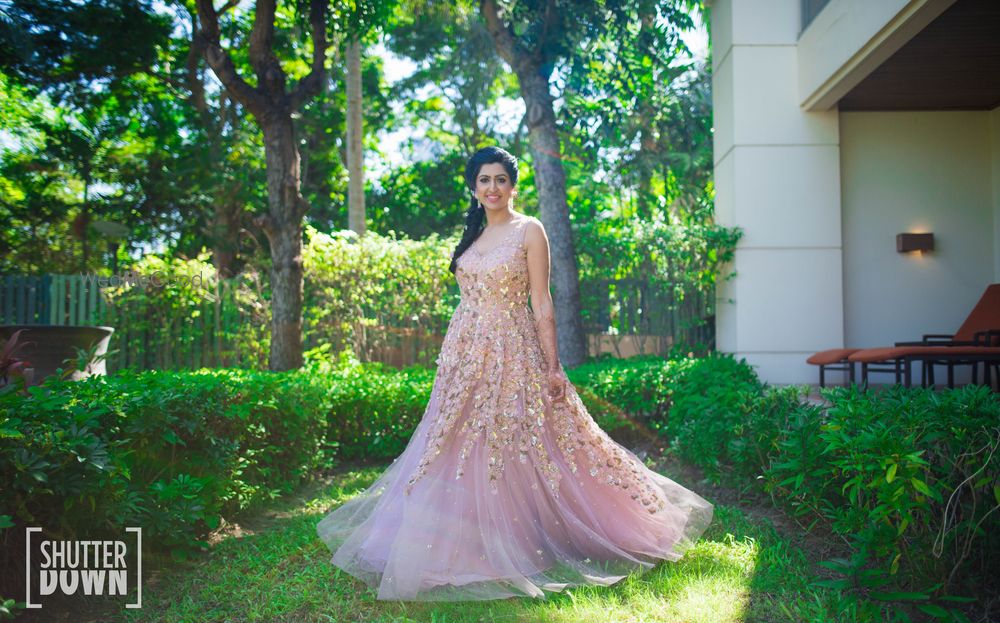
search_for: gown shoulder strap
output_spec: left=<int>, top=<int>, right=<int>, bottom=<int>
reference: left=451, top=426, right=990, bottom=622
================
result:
left=517, top=215, right=534, bottom=248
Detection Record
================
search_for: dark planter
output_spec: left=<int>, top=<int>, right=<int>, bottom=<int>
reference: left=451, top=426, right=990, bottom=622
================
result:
left=0, top=324, right=115, bottom=386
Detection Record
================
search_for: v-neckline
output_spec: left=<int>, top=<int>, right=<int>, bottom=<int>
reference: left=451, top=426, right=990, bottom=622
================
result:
left=469, top=218, right=523, bottom=257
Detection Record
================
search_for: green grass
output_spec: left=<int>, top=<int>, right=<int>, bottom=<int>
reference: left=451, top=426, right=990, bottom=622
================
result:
left=68, top=463, right=857, bottom=623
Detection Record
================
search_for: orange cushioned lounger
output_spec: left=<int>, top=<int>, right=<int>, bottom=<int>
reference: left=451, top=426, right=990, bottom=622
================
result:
left=848, top=346, right=1000, bottom=388
left=806, top=348, right=860, bottom=387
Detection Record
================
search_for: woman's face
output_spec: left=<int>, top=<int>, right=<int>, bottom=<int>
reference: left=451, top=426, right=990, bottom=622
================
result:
left=474, top=163, right=515, bottom=212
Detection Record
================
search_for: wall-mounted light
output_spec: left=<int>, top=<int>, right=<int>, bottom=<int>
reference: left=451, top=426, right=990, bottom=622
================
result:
left=896, top=232, right=934, bottom=253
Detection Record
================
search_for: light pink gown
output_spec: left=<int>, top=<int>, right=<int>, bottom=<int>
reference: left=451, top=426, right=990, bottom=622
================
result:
left=316, top=215, right=713, bottom=601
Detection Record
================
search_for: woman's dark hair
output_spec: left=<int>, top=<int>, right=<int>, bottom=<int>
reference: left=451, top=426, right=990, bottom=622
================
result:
left=448, top=146, right=519, bottom=274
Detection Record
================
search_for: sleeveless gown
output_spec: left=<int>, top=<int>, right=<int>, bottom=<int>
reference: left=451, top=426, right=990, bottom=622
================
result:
left=316, top=215, right=714, bottom=601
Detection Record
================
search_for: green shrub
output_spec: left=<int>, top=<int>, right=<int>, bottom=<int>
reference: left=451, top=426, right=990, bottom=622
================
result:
left=0, top=366, right=332, bottom=553
left=0, top=360, right=341, bottom=604
left=103, top=250, right=271, bottom=370
left=569, top=351, right=765, bottom=479
left=303, top=225, right=460, bottom=367
left=0, top=350, right=649, bottom=565
left=641, top=357, right=999, bottom=619
left=766, top=385, right=1000, bottom=609
left=317, top=352, right=435, bottom=461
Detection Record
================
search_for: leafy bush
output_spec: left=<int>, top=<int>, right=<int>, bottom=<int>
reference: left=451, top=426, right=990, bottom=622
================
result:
left=612, top=355, right=999, bottom=620
left=0, top=347, right=643, bottom=602
left=568, top=351, right=765, bottom=478
left=0, top=366, right=331, bottom=553
left=764, top=385, right=1000, bottom=616
left=102, top=250, right=270, bottom=370
left=574, top=210, right=742, bottom=343
left=303, top=226, right=460, bottom=367
left=316, top=350, right=435, bottom=461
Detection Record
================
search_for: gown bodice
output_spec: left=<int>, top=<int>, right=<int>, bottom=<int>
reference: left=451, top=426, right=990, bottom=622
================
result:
left=454, top=215, right=532, bottom=312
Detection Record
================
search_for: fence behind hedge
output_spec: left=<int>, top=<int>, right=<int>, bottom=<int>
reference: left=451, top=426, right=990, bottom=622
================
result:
left=0, top=273, right=254, bottom=372
left=0, top=271, right=716, bottom=373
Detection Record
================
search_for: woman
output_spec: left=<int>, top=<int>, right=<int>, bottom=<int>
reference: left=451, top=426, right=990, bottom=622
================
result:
left=316, top=146, right=713, bottom=601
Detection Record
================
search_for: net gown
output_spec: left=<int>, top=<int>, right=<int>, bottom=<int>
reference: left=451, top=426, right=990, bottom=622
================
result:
left=316, top=215, right=714, bottom=601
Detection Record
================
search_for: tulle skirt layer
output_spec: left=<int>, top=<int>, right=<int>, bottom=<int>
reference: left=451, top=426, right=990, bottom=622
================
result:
left=316, top=374, right=714, bottom=601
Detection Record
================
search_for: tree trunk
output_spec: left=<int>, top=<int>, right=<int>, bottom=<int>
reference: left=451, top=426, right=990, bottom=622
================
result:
left=518, top=71, right=588, bottom=367
left=479, top=0, right=589, bottom=367
left=211, top=195, right=241, bottom=279
left=636, top=123, right=657, bottom=219
left=256, top=118, right=306, bottom=371
left=195, top=0, right=328, bottom=372
left=346, top=34, right=366, bottom=234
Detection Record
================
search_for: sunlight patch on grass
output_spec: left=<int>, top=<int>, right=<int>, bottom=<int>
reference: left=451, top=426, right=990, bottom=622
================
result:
left=521, top=547, right=754, bottom=623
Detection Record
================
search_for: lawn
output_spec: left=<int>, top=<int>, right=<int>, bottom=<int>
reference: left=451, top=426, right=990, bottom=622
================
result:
left=38, top=456, right=857, bottom=623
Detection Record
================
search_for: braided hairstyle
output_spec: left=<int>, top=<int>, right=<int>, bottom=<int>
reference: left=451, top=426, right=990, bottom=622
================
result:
left=449, top=146, right=519, bottom=274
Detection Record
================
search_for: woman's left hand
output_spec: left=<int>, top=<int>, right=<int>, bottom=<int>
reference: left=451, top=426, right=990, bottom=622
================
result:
left=546, top=368, right=568, bottom=402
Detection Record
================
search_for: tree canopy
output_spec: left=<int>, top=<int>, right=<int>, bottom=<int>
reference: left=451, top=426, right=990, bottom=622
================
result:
left=0, top=0, right=714, bottom=277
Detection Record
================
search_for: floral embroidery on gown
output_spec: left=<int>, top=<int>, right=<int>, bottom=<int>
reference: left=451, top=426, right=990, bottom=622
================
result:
left=316, top=215, right=713, bottom=601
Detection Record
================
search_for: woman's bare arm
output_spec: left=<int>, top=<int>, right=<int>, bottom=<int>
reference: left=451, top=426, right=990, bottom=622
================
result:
left=525, top=218, right=565, bottom=382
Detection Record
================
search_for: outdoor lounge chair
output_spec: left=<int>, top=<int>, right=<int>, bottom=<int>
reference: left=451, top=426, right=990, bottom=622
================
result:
left=890, top=283, right=1000, bottom=387
left=847, top=344, right=1000, bottom=389
left=806, top=348, right=859, bottom=387
left=807, top=283, right=1000, bottom=389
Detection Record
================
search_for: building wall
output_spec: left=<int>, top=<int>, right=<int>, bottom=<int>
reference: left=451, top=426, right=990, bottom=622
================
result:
left=711, top=0, right=998, bottom=386
left=712, top=0, right=844, bottom=384
left=993, top=106, right=1000, bottom=281
left=796, top=0, right=956, bottom=110
left=840, top=112, right=995, bottom=357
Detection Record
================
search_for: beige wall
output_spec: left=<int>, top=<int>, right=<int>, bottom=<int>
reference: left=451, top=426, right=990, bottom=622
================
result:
left=840, top=112, right=996, bottom=359
left=709, top=0, right=1000, bottom=386
left=712, top=0, right=845, bottom=384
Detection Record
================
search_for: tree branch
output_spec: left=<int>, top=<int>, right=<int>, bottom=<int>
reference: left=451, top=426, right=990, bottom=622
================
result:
left=290, top=0, right=329, bottom=110
left=248, top=0, right=286, bottom=98
left=535, top=0, right=556, bottom=65
left=194, top=0, right=266, bottom=117
left=479, top=0, right=530, bottom=72
left=185, top=7, right=208, bottom=114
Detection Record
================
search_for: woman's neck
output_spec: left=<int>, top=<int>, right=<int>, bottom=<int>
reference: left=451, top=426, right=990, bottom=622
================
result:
left=484, top=208, right=516, bottom=228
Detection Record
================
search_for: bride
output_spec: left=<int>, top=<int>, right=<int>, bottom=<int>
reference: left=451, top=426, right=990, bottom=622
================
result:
left=316, top=145, right=713, bottom=601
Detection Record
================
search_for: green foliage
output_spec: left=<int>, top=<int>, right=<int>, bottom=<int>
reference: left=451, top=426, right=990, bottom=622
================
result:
left=561, top=4, right=709, bottom=218
left=0, top=0, right=171, bottom=105
left=0, top=348, right=632, bottom=587
left=572, top=199, right=741, bottom=348
left=366, top=149, right=473, bottom=238
left=576, top=206, right=740, bottom=290
left=314, top=350, right=435, bottom=460
left=0, top=366, right=331, bottom=551
left=766, top=385, right=1000, bottom=611
left=1, top=0, right=717, bottom=284
left=568, top=352, right=760, bottom=456
left=303, top=225, right=461, bottom=366
left=588, top=356, right=998, bottom=620
left=2, top=218, right=734, bottom=376
left=101, top=250, right=270, bottom=370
